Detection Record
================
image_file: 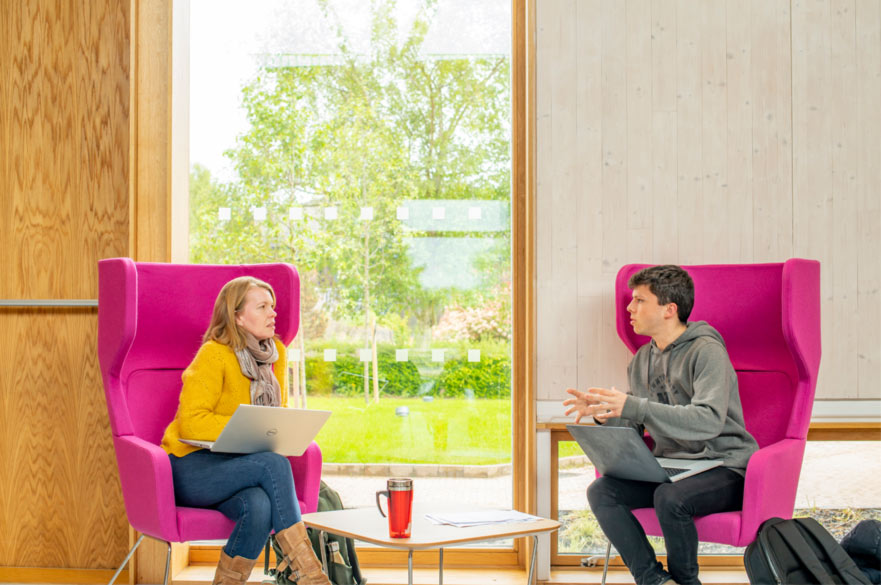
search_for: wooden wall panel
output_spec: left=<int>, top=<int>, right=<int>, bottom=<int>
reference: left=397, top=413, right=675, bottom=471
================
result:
left=829, top=0, right=860, bottom=399
left=700, top=0, right=729, bottom=262
left=674, top=0, right=704, bottom=265
left=0, top=312, right=127, bottom=568
left=601, top=1, right=629, bottom=273
left=725, top=0, right=752, bottom=262
left=574, top=0, right=608, bottom=390
left=793, top=0, right=837, bottom=397
left=535, top=0, right=881, bottom=402
left=752, top=0, right=794, bottom=262
left=792, top=0, right=881, bottom=400
left=134, top=0, right=172, bottom=263
left=536, top=0, right=578, bottom=394
left=0, top=0, right=130, bottom=571
left=625, top=0, right=652, bottom=263
left=855, top=0, right=881, bottom=398
left=650, top=0, right=678, bottom=264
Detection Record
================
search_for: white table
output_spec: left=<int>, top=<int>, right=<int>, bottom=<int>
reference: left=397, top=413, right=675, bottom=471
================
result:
left=303, top=505, right=560, bottom=585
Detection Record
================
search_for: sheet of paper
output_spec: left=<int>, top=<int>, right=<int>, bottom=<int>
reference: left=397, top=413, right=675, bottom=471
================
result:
left=424, top=509, right=543, bottom=527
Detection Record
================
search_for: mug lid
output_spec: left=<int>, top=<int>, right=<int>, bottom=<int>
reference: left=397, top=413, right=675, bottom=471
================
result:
left=388, top=477, right=412, bottom=490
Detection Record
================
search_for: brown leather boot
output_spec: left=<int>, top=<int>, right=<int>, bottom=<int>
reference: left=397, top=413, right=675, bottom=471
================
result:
left=212, top=550, right=257, bottom=585
left=274, top=522, right=331, bottom=585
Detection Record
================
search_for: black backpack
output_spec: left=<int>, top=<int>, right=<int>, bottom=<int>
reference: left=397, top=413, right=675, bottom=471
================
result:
left=264, top=481, right=366, bottom=585
left=745, top=517, right=872, bottom=585
left=841, top=520, right=881, bottom=584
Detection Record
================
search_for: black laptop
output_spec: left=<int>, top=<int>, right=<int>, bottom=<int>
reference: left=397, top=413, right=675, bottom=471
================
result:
left=567, top=424, right=723, bottom=483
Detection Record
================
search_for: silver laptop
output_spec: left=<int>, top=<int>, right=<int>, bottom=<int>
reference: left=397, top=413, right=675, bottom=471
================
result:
left=567, top=424, right=723, bottom=483
left=180, top=404, right=331, bottom=456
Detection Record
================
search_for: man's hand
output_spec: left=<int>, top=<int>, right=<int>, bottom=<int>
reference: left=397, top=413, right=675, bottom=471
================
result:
left=563, top=386, right=627, bottom=424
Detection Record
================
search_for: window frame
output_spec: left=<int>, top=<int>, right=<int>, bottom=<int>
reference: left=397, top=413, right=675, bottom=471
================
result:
left=151, top=0, right=535, bottom=571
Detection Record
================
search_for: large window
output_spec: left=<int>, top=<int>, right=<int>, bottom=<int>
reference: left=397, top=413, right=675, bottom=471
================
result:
left=185, top=0, right=518, bottom=558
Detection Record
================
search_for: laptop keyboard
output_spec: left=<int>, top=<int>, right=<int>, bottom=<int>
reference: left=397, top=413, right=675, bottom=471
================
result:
left=662, top=467, right=689, bottom=477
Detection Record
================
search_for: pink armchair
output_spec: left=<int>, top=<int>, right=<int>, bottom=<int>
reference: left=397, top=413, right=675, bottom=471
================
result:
left=598, top=260, right=821, bottom=582
left=98, top=258, right=323, bottom=585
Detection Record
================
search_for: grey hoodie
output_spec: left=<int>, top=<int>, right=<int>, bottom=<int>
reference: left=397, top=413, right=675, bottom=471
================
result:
left=616, top=321, right=758, bottom=473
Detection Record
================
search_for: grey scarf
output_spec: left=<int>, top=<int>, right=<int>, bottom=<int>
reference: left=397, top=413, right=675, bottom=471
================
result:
left=235, top=333, right=282, bottom=407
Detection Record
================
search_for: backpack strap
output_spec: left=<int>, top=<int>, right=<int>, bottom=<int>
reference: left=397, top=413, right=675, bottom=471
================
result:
left=776, top=521, right=836, bottom=583
left=792, top=519, right=872, bottom=585
left=346, top=535, right=365, bottom=584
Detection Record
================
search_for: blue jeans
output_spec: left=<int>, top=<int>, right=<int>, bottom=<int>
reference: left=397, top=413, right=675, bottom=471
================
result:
left=169, top=450, right=302, bottom=559
left=587, top=467, right=745, bottom=585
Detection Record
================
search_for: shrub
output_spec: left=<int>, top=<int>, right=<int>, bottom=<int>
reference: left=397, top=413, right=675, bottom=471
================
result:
left=435, top=354, right=511, bottom=398
left=304, top=357, right=334, bottom=395
left=303, top=343, right=512, bottom=399
left=330, top=351, right=423, bottom=397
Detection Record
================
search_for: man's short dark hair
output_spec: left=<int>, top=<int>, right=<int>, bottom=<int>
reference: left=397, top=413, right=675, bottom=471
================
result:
left=628, top=265, right=694, bottom=323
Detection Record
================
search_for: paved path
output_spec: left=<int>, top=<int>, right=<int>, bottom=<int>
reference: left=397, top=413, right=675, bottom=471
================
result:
left=326, top=441, right=881, bottom=512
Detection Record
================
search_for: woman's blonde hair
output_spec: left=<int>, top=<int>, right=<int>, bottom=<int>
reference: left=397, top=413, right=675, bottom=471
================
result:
left=203, top=276, right=277, bottom=350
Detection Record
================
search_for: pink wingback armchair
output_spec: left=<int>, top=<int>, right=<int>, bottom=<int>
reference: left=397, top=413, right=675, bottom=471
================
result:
left=98, top=258, right=323, bottom=585
left=598, top=260, right=821, bottom=582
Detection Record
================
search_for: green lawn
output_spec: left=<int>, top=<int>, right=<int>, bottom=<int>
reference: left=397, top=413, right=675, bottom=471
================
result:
left=559, top=441, right=584, bottom=458
left=308, top=396, right=512, bottom=465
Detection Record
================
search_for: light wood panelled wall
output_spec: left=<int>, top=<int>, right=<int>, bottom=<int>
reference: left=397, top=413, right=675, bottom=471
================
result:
left=133, top=0, right=172, bottom=263
left=536, top=0, right=881, bottom=401
left=0, top=0, right=130, bottom=572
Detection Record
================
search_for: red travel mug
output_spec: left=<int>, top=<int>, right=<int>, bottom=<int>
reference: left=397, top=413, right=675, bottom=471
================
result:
left=375, top=478, right=413, bottom=538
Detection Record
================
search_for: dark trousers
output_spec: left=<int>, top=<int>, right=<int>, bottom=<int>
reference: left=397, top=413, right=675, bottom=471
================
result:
left=587, top=467, right=745, bottom=585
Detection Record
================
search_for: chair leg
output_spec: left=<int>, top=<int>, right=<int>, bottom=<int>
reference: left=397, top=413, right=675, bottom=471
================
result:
left=601, top=540, right=612, bottom=585
left=108, top=533, right=145, bottom=585
left=163, top=540, right=172, bottom=585
left=108, top=534, right=172, bottom=585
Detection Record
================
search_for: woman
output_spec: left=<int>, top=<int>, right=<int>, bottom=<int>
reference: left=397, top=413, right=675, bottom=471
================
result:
left=160, top=276, right=330, bottom=585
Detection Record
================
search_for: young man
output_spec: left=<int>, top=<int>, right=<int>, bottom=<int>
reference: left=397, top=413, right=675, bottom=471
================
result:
left=563, top=265, right=758, bottom=585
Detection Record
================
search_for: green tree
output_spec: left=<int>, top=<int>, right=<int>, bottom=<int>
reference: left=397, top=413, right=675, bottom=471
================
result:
left=312, top=0, right=511, bottom=335
left=189, top=0, right=513, bottom=364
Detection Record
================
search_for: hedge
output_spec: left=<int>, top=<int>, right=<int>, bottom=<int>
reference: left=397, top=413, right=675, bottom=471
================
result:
left=435, top=355, right=511, bottom=398
left=305, top=351, right=422, bottom=397
left=302, top=347, right=511, bottom=398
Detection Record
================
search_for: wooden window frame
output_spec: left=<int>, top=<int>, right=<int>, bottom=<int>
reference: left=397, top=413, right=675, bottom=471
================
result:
left=141, top=0, right=536, bottom=572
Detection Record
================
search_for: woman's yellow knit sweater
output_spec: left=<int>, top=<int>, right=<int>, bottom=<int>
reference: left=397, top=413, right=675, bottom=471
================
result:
left=160, top=339, right=288, bottom=458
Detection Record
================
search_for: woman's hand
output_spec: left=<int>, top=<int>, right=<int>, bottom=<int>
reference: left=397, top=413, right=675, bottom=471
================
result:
left=563, top=386, right=627, bottom=423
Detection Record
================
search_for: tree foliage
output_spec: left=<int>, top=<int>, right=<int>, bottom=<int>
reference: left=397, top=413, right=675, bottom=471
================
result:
left=189, top=0, right=512, bottom=344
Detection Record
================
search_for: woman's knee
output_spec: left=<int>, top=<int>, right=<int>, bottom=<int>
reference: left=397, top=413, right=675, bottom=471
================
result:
left=239, top=487, right=272, bottom=527
left=250, top=451, right=292, bottom=477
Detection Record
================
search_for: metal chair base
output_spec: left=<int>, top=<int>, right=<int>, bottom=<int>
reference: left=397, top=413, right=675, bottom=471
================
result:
left=582, top=541, right=614, bottom=585
left=108, top=533, right=172, bottom=585
left=601, top=540, right=612, bottom=585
